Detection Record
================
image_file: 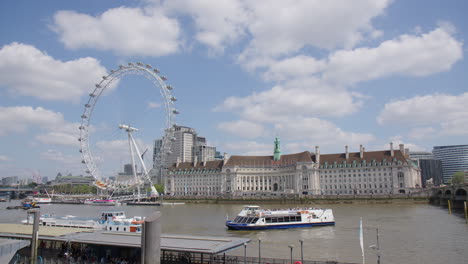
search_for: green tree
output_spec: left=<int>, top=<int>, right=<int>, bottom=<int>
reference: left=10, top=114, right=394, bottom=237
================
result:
left=450, top=171, right=465, bottom=185
left=154, top=184, right=164, bottom=194
left=28, top=182, right=38, bottom=188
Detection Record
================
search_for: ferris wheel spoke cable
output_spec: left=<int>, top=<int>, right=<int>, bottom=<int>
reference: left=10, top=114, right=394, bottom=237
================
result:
left=79, top=62, right=178, bottom=192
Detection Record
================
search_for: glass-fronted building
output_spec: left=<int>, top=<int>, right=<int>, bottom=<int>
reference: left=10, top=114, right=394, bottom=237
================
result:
left=433, top=144, right=468, bottom=184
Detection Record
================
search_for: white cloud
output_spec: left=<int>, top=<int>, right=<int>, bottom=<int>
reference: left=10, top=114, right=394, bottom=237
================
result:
left=240, top=0, right=390, bottom=58
left=40, top=149, right=81, bottom=168
left=0, top=106, right=80, bottom=147
left=163, top=0, right=248, bottom=53
left=52, top=7, right=180, bottom=56
left=0, top=106, right=64, bottom=136
left=147, top=101, right=161, bottom=109
left=378, top=92, right=468, bottom=137
left=262, top=24, right=462, bottom=85
left=274, top=117, right=376, bottom=148
left=407, top=127, right=436, bottom=140
left=218, top=120, right=266, bottom=139
left=322, top=25, right=463, bottom=85
left=0, top=155, right=10, bottom=161
left=0, top=42, right=108, bottom=102
left=216, top=79, right=364, bottom=121
left=222, top=141, right=272, bottom=156
left=382, top=137, right=427, bottom=152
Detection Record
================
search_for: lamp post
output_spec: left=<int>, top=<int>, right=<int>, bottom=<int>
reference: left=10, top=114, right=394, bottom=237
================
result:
left=369, top=228, right=381, bottom=264
left=244, top=243, right=247, bottom=264
left=258, top=239, right=262, bottom=264
left=299, top=239, right=303, bottom=264
left=288, top=244, right=294, bottom=264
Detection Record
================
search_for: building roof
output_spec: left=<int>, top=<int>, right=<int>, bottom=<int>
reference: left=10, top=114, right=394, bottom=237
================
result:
left=225, top=151, right=312, bottom=166
left=0, top=224, right=250, bottom=255
left=318, top=150, right=407, bottom=165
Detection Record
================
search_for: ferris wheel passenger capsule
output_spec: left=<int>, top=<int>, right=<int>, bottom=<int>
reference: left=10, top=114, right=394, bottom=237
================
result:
left=85, top=104, right=91, bottom=108
left=81, top=114, right=87, bottom=119
left=170, top=96, right=177, bottom=101
left=119, top=65, right=124, bottom=69
left=161, top=76, right=167, bottom=81
left=102, top=76, right=107, bottom=80
left=146, top=64, right=152, bottom=69
left=81, top=160, right=86, bottom=164
left=95, top=84, right=101, bottom=88
left=166, top=85, right=173, bottom=90
left=172, top=109, right=179, bottom=114
left=89, top=93, right=95, bottom=97
left=137, top=62, right=143, bottom=66
left=128, top=62, right=134, bottom=66
left=78, top=126, right=85, bottom=130
left=153, top=68, right=160, bottom=73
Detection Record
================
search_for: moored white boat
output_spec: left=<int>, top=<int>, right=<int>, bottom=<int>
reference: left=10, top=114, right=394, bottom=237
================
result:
left=226, top=205, right=335, bottom=230
left=22, top=211, right=143, bottom=233
left=32, top=197, right=52, bottom=204
left=84, top=198, right=121, bottom=206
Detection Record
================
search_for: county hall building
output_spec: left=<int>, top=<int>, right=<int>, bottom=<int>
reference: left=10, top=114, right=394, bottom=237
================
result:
left=165, top=138, right=421, bottom=196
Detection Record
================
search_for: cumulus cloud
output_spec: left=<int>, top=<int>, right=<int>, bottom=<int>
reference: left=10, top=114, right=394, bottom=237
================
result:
left=239, top=0, right=390, bottom=58
left=52, top=7, right=180, bottom=56
left=0, top=42, right=107, bottom=102
left=0, top=106, right=80, bottom=146
left=274, top=117, right=376, bottom=147
left=322, top=25, right=463, bottom=85
left=263, top=24, right=463, bottom=84
left=0, top=155, right=10, bottom=162
left=163, top=0, right=248, bottom=53
left=377, top=92, right=468, bottom=136
left=222, top=141, right=272, bottom=156
left=218, top=120, right=266, bottom=139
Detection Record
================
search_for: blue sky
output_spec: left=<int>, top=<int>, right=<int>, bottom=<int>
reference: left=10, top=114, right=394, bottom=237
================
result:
left=0, top=0, right=466, bottom=180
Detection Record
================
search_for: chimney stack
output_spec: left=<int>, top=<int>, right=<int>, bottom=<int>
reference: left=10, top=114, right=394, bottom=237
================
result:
left=360, top=145, right=364, bottom=159
left=193, top=156, right=198, bottom=166
left=176, top=157, right=180, bottom=168
left=399, top=144, right=405, bottom=155
left=315, top=146, right=320, bottom=165
left=345, top=145, right=349, bottom=159
left=223, top=152, right=228, bottom=165
left=390, top=142, right=394, bottom=157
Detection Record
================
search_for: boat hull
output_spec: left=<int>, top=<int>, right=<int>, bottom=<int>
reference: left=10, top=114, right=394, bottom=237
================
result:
left=226, top=221, right=335, bottom=230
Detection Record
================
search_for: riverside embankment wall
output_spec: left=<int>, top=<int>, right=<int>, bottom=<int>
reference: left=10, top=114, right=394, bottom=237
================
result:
left=162, top=194, right=430, bottom=205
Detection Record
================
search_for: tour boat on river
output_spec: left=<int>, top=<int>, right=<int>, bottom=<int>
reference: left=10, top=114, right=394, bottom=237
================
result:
left=226, top=205, right=335, bottom=230
left=22, top=211, right=143, bottom=233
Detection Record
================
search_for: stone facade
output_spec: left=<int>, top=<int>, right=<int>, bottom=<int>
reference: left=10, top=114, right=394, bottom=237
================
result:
left=165, top=140, right=422, bottom=196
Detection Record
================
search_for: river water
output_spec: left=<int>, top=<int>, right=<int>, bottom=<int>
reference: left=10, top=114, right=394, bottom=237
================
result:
left=1, top=201, right=466, bottom=264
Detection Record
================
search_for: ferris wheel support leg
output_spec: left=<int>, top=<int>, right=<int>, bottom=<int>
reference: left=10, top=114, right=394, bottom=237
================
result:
left=128, top=133, right=140, bottom=201
left=129, top=133, right=149, bottom=178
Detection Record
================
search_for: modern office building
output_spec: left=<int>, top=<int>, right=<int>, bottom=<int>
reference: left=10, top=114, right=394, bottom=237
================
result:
left=433, top=144, right=468, bottom=184
left=1, top=176, right=18, bottom=186
left=418, top=159, right=443, bottom=187
left=193, top=145, right=216, bottom=163
left=153, top=125, right=216, bottom=168
left=409, top=152, right=434, bottom=160
left=165, top=140, right=422, bottom=196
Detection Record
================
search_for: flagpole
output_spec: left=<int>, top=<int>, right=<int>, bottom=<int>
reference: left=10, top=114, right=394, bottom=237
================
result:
left=360, top=217, right=365, bottom=264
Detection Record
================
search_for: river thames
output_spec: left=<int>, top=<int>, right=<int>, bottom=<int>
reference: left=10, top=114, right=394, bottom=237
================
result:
left=1, top=201, right=466, bottom=264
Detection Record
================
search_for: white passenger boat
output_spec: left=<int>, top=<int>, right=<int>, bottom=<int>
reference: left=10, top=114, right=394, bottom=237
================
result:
left=84, top=198, right=121, bottom=206
left=22, top=211, right=143, bottom=233
left=226, top=205, right=335, bottom=230
left=32, top=197, right=52, bottom=204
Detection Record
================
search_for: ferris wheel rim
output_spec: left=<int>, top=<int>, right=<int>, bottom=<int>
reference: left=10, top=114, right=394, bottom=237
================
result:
left=78, top=62, right=178, bottom=190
